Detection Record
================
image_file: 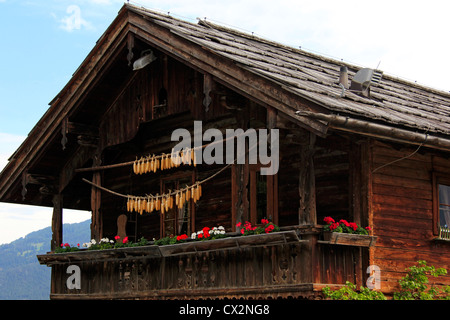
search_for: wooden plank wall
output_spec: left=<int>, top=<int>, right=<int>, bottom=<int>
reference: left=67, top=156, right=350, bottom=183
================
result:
left=370, top=140, right=450, bottom=294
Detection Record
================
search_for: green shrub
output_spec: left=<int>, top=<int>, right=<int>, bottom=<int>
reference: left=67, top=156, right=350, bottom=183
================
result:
left=322, top=281, right=386, bottom=300
left=322, top=260, right=450, bottom=300
left=393, top=260, right=449, bottom=300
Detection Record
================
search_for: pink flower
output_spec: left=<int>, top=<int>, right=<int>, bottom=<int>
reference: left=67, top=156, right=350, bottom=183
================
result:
left=261, top=219, right=269, bottom=225
left=236, top=222, right=242, bottom=228
left=122, top=236, right=128, bottom=244
left=114, top=235, right=120, bottom=240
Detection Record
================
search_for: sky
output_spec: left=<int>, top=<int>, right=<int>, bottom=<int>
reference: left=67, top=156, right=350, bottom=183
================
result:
left=1, top=0, right=450, bottom=245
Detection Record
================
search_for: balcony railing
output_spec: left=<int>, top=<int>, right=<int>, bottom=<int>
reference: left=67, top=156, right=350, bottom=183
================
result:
left=37, top=228, right=371, bottom=300
left=439, top=226, right=450, bottom=240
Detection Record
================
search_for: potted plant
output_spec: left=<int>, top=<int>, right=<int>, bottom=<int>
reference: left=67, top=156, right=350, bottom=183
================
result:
left=322, top=216, right=376, bottom=247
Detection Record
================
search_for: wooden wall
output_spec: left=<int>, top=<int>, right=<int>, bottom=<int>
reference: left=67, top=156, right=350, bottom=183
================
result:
left=370, top=140, right=450, bottom=294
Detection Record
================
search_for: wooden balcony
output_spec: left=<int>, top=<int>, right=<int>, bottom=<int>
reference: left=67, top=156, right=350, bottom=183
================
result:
left=37, top=227, right=371, bottom=300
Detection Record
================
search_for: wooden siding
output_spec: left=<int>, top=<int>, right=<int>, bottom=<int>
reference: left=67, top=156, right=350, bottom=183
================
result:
left=370, top=140, right=450, bottom=294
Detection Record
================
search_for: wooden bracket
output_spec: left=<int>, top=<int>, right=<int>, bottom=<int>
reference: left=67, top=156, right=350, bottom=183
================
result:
left=203, top=73, right=213, bottom=112
left=22, top=172, right=58, bottom=199
left=127, top=33, right=135, bottom=67
left=61, top=118, right=99, bottom=149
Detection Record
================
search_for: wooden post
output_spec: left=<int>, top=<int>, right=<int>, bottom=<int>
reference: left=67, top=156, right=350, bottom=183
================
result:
left=349, top=139, right=372, bottom=287
left=267, top=106, right=278, bottom=225
left=91, top=154, right=102, bottom=241
left=298, top=132, right=316, bottom=225
left=51, top=194, right=63, bottom=251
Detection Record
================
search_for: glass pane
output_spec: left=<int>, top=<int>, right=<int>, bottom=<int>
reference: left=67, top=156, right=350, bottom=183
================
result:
left=439, top=184, right=450, bottom=228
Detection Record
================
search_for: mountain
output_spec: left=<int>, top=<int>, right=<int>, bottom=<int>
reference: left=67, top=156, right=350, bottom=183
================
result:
left=0, top=219, right=91, bottom=300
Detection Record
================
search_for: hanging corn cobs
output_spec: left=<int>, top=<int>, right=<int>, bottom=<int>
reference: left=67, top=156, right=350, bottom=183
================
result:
left=132, top=148, right=198, bottom=175
left=126, top=181, right=203, bottom=215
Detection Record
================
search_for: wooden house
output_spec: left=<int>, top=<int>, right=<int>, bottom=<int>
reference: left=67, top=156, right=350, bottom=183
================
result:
left=0, top=3, right=449, bottom=299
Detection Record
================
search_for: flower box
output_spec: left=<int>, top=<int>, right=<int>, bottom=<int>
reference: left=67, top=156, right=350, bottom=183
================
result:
left=38, top=231, right=306, bottom=265
left=322, top=231, right=377, bottom=247
left=158, top=230, right=305, bottom=257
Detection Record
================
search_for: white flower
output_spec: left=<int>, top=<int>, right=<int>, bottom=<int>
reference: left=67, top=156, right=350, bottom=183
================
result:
left=218, top=226, right=225, bottom=230
left=191, top=233, right=197, bottom=239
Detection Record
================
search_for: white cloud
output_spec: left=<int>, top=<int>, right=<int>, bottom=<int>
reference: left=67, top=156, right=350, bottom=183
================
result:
left=0, top=203, right=91, bottom=245
left=60, top=4, right=92, bottom=32
left=131, top=0, right=450, bottom=91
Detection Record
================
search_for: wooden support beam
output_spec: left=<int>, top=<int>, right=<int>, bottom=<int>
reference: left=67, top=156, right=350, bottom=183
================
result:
left=298, top=132, right=316, bottom=225
left=51, top=194, right=63, bottom=251
left=90, top=155, right=103, bottom=241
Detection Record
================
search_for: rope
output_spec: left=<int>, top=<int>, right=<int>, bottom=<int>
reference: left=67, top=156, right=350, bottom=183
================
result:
left=75, top=129, right=255, bottom=173
left=82, top=162, right=233, bottom=200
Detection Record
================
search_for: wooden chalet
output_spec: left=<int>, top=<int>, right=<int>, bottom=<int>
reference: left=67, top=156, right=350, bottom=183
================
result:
left=0, top=3, right=449, bottom=299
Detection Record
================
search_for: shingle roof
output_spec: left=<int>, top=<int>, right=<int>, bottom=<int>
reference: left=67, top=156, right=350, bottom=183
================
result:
left=129, top=4, right=450, bottom=137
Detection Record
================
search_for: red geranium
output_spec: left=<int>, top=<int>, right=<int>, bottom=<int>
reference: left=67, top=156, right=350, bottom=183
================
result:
left=176, top=234, right=188, bottom=241
left=323, top=216, right=335, bottom=225
left=265, top=224, right=275, bottom=233
left=323, top=216, right=371, bottom=235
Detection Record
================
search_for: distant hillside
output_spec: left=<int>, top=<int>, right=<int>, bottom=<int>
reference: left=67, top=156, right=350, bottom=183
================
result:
left=0, top=219, right=91, bottom=300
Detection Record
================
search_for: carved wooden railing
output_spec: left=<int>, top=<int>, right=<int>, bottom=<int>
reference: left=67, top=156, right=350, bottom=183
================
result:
left=37, top=229, right=366, bottom=300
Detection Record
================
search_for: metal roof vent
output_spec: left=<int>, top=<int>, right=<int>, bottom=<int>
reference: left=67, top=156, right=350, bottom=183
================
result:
left=349, top=68, right=383, bottom=97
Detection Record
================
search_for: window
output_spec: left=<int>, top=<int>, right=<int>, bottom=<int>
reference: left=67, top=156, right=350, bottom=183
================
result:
left=231, top=163, right=278, bottom=230
left=433, top=174, right=450, bottom=239
left=438, top=184, right=450, bottom=229
left=249, top=164, right=278, bottom=225
left=160, top=173, right=194, bottom=237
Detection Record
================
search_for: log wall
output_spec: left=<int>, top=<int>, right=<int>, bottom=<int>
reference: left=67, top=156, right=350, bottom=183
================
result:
left=370, top=140, right=450, bottom=294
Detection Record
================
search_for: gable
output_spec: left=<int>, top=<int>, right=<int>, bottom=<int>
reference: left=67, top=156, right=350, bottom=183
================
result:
left=1, top=3, right=450, bottom=208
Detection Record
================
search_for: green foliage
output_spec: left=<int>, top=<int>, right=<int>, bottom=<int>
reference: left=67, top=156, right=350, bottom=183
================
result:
left=154, top=236, right=179, bottom=246
left=322, top=281, right=386, bottom=300
left=322, top=260, right=450, bottom=300
left=393, top=260, right=449, bottom=300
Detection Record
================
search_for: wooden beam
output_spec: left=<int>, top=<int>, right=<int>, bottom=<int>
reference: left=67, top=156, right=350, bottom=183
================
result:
left=51, top=194, right=63, bottom=251
left=90, top=155, right=103, bottom=241
left=298, top=132, right=316, bottom=225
